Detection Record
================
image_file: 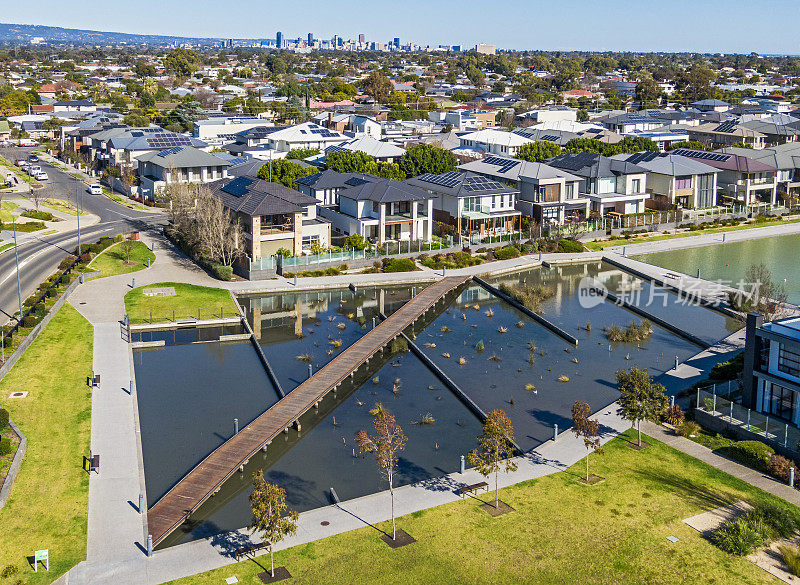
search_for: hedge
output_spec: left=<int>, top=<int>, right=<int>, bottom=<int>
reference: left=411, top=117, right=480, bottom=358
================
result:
left=723, top=440, right=775, bottom=471
left=558, top=238, right=584, bottom=253
left=382, top=258, right=418, bottom=273
left=21, top=210, right=54, bottom=221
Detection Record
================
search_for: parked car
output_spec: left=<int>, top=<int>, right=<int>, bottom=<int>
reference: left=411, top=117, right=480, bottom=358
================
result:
left=27, top=153, right=38, bottom=162
left=27, top=165, right=41, bottom=176
left=16, top=159, right=29, bottom=168
left=88, top=184, right=103, bottom=195
left=34, top=171, right=48, bottom=181
left=18, top=139, right=39, bottom=147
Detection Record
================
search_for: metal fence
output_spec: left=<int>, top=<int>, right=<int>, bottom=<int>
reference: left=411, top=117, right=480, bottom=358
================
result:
left=695, top=386, right=800, bottom=452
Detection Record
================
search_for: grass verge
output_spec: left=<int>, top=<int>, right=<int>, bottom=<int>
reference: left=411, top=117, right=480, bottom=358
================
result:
left=124, top=281, right=238, bottom=324
left=166, top=429, right=796, bottom=585
left=0, top=304, right=93, bottom=584
left=88, top=240, right=155, bottom=278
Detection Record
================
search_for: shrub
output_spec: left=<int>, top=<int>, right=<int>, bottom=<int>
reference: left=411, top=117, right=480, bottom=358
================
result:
left=22, top=315, right=37, bottom=328
left=780, top=545, right=800, bottom=577
left=711, top=515, right=768, bottom=555
left=709, top=352, right=745, bottom=381
left=0, top=408, right=9, bottom=429
left=664, top=404, right=684, bottom=426
left=768, top=454, right=794, bottom=483
left=677, top=420, right=701, bottom=437
left=58, top=255, right=77, bottom=270
left=725, top=440, right=774, bottom=471
left=21, top=209, right=54, bottom=221
left=0, top=437, right=12, bottom=456
left=557, top=238, right=584, bottom=253
left=382, top=258, right=418, bottom=273
left=198, top=256, right=233, bottom=281
left=492, top=246, right=520, bottom=260
left=78, top=253, right=92, bottom=264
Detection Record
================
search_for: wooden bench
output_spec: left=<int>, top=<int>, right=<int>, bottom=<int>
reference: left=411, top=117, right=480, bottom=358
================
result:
left=90, top=454, right=100, bottom=473
left=456, top=481, right=489, bottom=497
left=92, top=374, right=100, bottom=387
left=233, top=541, right=270, bottom=561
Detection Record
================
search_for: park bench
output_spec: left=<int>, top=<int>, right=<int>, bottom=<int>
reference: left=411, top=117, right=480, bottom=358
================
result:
left=456, top=481, right=489, bottom=497
left=92, top=374, right=100, bottom=387
left=233, top=541, right=270, bottom=561
left=89, top=454, right=100, bottom=473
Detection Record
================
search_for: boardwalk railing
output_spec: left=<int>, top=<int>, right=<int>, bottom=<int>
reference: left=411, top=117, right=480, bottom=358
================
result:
left=147, top=275, right=470, bottom=546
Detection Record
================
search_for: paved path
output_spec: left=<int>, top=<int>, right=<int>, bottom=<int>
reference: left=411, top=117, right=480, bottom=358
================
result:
left=641, top=421, right=800, bottom=507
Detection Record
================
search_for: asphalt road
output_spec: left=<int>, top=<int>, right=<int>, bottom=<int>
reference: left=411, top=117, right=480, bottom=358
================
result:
left=0, top=147, right=166, bottom=324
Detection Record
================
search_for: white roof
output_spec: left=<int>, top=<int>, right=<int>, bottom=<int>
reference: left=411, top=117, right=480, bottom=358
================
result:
left=266, top=122, right=348, bottom=143
left=327, top=136, right=405, bottom=159
left=533, top=120, right=605, bottom=133
left=459, top=129, right=532, bottom=148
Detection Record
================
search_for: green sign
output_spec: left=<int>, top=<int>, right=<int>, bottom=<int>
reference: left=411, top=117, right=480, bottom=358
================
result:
left=34, top=549, right=48, bottom=572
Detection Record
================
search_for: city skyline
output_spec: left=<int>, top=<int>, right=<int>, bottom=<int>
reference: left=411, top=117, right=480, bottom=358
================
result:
left=2, top=0, right=800, bottom=54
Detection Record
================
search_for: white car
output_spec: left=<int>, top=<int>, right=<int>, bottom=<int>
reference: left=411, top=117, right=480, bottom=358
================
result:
left=34, top=171, right=48, bottom=181
left=88, top=184, right=102, bottom=195
left=27, top=165, right=41, bottom=176
left=17, top=160, right=29, bottom=168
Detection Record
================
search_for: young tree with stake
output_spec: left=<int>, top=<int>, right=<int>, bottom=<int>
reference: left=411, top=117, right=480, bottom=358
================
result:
left=356, top=403, right=407, bottom=540
left=468, top=409, right=518, bottom=509
left=616, top=366, right=668, bottom=447
left=249, top=471, right=299, bottom=578
left=571, top=401, right=603, bottom=482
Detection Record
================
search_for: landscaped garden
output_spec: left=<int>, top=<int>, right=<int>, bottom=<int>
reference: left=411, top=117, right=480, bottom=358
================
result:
left=0, top=305, right=93, bottom=585
left=124, top=281, right=239, bottom=324
left=88, top=239, right=155, bottom=278
left=165, top=428, right=798, bottom=585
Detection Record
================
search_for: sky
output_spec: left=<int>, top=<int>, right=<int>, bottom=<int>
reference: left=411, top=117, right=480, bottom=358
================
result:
left=4, top=0, right=800, bottom=55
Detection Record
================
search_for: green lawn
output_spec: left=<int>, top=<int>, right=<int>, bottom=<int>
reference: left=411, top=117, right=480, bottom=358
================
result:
left=167, top=429, right=798, bottom=585
left=0, top=304, right=93, bottom=584
left=43, top=198, right=88, bottom=216
left=124, top=281, right=238, bottom=324
left=88, top=240, right=155, bottom=278
left=585, top=217, right=800, bottom=251
left=0, top=199, right=18, bottom=223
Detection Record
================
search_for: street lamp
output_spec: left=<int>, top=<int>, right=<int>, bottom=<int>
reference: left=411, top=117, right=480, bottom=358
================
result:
left=75, top=175, right=82, bottom=256
left=12, top=218, right=23, bottom=320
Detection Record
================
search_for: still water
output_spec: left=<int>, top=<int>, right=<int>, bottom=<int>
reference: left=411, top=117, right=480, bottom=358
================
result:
left=635, top=233, right=800, bottom=304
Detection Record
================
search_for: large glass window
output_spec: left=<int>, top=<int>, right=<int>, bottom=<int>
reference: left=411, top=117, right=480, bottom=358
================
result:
left=763, top=382, right=795, bottom=421
left=564, top=183, right=574, bottom=200
left=779, top=344, right=800, bottom=377
left=675, top=176, right=692, bottom=189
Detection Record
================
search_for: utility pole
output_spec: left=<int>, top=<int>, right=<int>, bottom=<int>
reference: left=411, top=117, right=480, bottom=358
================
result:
left=12, top=218, right=23, bottom=320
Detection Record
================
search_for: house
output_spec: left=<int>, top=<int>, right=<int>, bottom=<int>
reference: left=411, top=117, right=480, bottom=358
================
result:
left=688, top=121, right=767, bottom=150
left=263, top=122, right=349, bottom=152
left=312, top=112, right=382, bottom=138
left=295, top=170, right=380, bottom=206
left=597, top=112, right=666, bottom=134
left=317, top=177, right=434, bottom=243
left=209, top=176, right=331, bottom=258
left=458, top=129, right=532, bottom=157
left=437, top=109, right=496, bottom=131
left=192, top=116, right=271, bottom=144
left=458, top=155, right=587, bottom=224
left=719, top=143, right=800, bottom=200
left=513, top=127, right=581, bottom=147
left=670, top=148, right=778, bottom=205
left=225, top=126, right=288, bottom=157
left=611, top=151, right=719, bottom=209
left=136, top=146, right=231, bottom=200
left=742, top=313, right=800, bottom=427
left=739, top=119, right=800, bottom=147
left=406, top=171, right=521, bottom=237
left=321, top=136, right=406, bottom=163
left=52, top=100, right=96, bottom=113
left=517, top=106, right=578, bottom=124
left=0, top=121, right=10, bottom=141
left=691, top=99, right=731, bottom=113
left=547, top=153, right=650, bottom=216
left=105, top=129, right=210, bottom=168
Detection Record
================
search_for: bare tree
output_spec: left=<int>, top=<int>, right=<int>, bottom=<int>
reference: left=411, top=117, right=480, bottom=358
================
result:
left=195, top=185, right=242, bottom=266
left=29, top=183, right=45, bottom=211
left=729, top=263, right=789, bottom=322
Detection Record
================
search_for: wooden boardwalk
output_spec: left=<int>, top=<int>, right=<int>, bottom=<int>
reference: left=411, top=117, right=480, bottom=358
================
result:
left=147, top=276, right=469, bottom=546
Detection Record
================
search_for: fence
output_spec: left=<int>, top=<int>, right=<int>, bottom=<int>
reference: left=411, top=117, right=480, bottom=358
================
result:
left=695, top=386, right=800, bottom=454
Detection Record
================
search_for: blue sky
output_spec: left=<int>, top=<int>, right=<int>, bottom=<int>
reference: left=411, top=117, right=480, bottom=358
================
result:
left=5, top=0, right=800, bottom=54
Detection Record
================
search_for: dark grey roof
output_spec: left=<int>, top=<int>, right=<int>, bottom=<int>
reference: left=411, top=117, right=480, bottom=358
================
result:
left=210, top=176, right=317, bottom=217
left=547, top=152, right=647, bottom=178
left=406, top=171, right=518, bottom=198
left=295, top=170, right=380, bottom=190
left=338, top=178, right=432, bottom=204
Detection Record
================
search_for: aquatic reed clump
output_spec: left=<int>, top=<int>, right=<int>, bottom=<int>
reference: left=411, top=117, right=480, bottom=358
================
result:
left=606, top=320, right=653, bottom=343
left=297, top=353, right=313, bottom=362
left=558, top=375, right=570, bottom=383
left=458, top=356, right=467, bottom=365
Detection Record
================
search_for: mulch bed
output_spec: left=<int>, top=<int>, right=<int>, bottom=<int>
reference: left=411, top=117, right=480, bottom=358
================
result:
left=626, top=441, right=651, bottom=451
left=577, top=474, right=605, bottom=486
left=479, top=500, right=515, bottom=517
left=257, top=567, right=291, bottom=583
left=380, top=528, right=416, bottom=549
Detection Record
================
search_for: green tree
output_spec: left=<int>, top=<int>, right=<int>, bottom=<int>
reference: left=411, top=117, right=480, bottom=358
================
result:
left=615, top=366, right=668, bottom=447
left=249, top=471, right=299, bottom=579
left=361, top=70, right=393, bottom=103
left=123, top=113, right=150, bottom=127
left=163, top=48, right=200, bottom=77
left=286, top=147, right=320, bottom=160
left=577, top=108, right=589, bottom=122
left=666, top=140, right=710, bottom=152
left=571, top=401, right=603, bottom=482
left=398, top=144, right=456, bottom=178
left=468, top=409, right=518, bottom=509
left=635, top=77, right=662, bottom=105
left=356, top=403, right=408, bottom=540
left=256, top=159, right=317, bottom=188
left=326, top=150, right=405, bottom=180
left=343, top=233, right=367, bottom=250
left=518, top=141, right=561, bottom=163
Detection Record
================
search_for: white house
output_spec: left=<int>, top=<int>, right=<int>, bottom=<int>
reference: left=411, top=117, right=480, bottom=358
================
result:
left=137, top=146, right=231, bottom=200
left=458, top=129, right=532, bottom=157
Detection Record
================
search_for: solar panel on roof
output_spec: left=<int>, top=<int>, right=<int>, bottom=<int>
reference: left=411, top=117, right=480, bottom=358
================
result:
left=221, top=176, right=254, bottom=197
left=157, top=146, right=184, bottom=157
left=540, top=135, right=559, bottom=142
left=714, top=121, right=738, bottom=133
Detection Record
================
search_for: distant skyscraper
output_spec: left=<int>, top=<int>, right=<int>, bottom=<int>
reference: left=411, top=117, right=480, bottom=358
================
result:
left=359, top=34, right=365, bottom=44
left=308, top=32, right=314, bottom=45
left=276, top=31, right=283, bottom=48
left=393, top=37, right=400, bottom=48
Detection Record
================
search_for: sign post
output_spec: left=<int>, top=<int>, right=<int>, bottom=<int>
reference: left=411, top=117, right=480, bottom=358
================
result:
left=34, top=549, right=49, bottom=572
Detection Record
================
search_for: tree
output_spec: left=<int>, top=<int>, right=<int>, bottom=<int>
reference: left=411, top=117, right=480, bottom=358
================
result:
left=256, top=159, right=317, bottom=188
left=325, top=150, right=405, bottom=180
left=517, top=141, right=561, bottom=163
left=398, top=144, right=456, bottom=179
left=615, top=366, right=668, bottom=447
left=249, top=471, right=299, bottom=579
left=729, top=263, right=789, bottom=322
left=164, top=48, right=200, bottom=77
left=665, top=140, right=709, bottom=152
left=356, top=403, right=407, bottom=540
left=119, top=237, right=135, bottom=264
left=194, top=184, right=242, bottom=267
left=571, top=401, right=603, bottom=482
left=343, top=233, right=368, bottom=250
left=361, top=70, right=393, bottom=104
left=286, top=148, right=320, bottom=160
left=468, top=409, right=518, bottom=509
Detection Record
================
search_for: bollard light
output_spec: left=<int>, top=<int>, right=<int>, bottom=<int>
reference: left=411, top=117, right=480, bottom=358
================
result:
left=146, top=534, right=153, bottom=557
left=554, top=424, right=558, bottom=441
left=791, top=467, right=795, bottom=488
left=460, top=455, right=465, bottom=474
left=139, top=493, right=144, bottom=514
left=234, top=418, right=239, bottom=435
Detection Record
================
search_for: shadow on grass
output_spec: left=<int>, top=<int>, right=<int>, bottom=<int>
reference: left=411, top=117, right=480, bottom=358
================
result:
left=632, top=468, right=738, bottom=510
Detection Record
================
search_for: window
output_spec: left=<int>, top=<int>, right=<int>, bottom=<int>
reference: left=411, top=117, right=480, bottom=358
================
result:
left=631, top=178, right=641, bottom=193
left=762, top=382, right=795, bottom=422
left=542, top=207, right=559, bottom=219
left=779, top=344, right=800, bottom=377
left=564, top=183, right=574, bottom=200
left=675, top=176, right=692, bottom=190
